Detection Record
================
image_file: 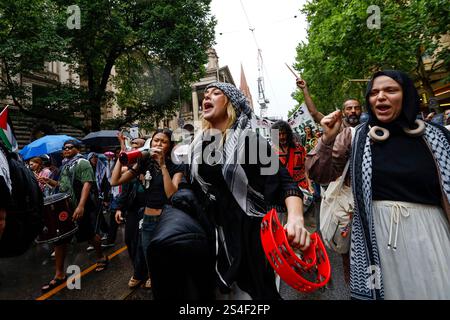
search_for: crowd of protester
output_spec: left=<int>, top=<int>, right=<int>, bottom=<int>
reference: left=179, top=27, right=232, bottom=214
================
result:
left=1, top=69, right=449, bottom=300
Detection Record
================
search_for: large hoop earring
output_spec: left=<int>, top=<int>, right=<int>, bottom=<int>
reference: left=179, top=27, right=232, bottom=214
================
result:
left=368, top=126, right=390, bottom=142
left=403, top=119, right=425, bottom=137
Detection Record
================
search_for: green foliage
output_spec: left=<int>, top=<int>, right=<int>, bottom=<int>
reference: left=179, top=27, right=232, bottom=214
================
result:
left=1, top=0, right=216, bottom=132
left=292, top=0, right=450, bottom=116
left=0, top=0, right=69, bottom=116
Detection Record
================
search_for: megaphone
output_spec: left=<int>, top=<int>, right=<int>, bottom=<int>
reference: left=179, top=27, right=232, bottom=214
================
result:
left=119, top=138, right=152, bottom=165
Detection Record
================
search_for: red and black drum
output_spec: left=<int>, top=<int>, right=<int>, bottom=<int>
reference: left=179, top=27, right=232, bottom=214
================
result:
left=36, top=193, right=78, bottom=244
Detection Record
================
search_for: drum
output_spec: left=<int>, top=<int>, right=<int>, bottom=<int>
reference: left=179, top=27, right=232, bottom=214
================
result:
left=36, top=193, right=78, bottom=244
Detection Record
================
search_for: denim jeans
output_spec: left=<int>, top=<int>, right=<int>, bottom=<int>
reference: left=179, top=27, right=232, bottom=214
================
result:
left=133, top=237, right=148, bottom=280
left=136, top=214, right=160, bottom=280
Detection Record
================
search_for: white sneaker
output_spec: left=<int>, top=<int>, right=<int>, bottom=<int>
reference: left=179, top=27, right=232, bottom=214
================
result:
left=50, top=251, right=55, bottom=258
left=86, top=245, right=95, bottom=252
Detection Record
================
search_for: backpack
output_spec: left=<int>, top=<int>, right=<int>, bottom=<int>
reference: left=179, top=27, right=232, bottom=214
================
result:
left=0, top=147, right=44, bottom=257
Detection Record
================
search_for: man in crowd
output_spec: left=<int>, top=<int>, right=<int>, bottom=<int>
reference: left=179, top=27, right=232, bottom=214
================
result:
left=297, top=79, right=362, bottom=130
left=87, top=152, right=110, bottom=247
left=40, top=140, right=108, bottom=291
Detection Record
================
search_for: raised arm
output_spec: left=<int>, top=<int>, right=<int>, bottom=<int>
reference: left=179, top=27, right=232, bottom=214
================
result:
left=296, top=79, right=324, bottom=124
left=110, top=158, right=137, bottom=186
left=306, top=111, right=352, bottom=184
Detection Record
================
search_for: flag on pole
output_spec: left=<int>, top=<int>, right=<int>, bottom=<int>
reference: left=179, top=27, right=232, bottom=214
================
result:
left=0, top=106, right=18, bottom=152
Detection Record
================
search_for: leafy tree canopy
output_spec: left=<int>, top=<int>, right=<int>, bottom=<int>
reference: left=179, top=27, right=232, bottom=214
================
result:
left=291, top=0, right=450, bottom=117
left=1, top=0, right=216, bottom=133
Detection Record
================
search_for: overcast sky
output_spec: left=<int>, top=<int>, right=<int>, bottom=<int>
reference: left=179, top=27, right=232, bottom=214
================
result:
left=210, top=0, right=309, bottom=120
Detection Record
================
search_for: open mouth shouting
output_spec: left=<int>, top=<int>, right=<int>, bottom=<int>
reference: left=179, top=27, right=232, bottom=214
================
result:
left=369, top=75, right=403, bottom=123
left=203, top=101, right=214, bottom=113
left=375, top=104, right=391, bottom=114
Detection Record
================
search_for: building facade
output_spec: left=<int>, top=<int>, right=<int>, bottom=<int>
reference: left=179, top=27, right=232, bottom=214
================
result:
left=158, top=48, right=235, bottom=135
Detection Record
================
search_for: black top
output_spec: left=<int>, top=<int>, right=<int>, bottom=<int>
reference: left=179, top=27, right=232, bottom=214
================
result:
left=371, top=125, right=441, bottom=205
left=137, top=158, right=184, bottom=209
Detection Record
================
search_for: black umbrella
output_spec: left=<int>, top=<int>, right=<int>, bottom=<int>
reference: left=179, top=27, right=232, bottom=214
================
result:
left=82, top=130, right=120, bottom=147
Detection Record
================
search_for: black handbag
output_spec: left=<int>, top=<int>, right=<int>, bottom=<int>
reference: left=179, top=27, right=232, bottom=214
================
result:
left=148, top=189, right=215, bottom=300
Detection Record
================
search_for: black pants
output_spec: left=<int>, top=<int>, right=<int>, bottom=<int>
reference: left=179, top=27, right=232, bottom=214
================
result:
left=124, top=207, right=142, bottom=261
left=107, top=212, right=119, bottom=243
left=91, top=203, right=109, bottom=236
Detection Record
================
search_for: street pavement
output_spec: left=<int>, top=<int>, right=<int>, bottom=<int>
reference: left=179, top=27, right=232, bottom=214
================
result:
left=279, top=201, right=350, bottom=300
left=0, top=201, right=349, bottom=300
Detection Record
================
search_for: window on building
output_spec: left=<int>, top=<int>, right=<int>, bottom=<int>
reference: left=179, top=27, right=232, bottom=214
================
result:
left=32, top=84, right=51, bottom=109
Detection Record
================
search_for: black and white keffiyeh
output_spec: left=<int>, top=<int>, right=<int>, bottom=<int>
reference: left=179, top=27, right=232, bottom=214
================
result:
left=204, top=82, right=252, bottom=118
left=190, top=82, right=268, bottom=217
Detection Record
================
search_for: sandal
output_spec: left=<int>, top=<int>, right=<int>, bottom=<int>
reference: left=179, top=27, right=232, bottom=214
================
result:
left=41, top=276, right=67, bottom=292
left=95, top=256, right=109, bottom=272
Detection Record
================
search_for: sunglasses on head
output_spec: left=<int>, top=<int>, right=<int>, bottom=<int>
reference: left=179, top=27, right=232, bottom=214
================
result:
left=62, top=145, right=75, bottom=151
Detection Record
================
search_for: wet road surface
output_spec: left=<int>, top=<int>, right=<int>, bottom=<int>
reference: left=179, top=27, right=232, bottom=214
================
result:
left=0, top=202, right=349, bottom=300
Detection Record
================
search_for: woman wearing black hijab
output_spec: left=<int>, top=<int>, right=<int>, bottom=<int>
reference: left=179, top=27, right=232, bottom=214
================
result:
left=307, top=70, right=450, bottom=300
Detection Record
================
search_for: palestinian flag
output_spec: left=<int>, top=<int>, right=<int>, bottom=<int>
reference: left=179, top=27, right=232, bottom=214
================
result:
left=0, top=106, right=18, bottom=152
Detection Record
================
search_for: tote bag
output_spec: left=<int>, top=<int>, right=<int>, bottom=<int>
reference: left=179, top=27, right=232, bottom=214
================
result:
left=319, top=127, right=355, bottom=254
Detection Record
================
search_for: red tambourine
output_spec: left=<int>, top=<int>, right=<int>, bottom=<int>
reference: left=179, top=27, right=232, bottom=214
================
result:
left=260, top=208, right=331, bottom=293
